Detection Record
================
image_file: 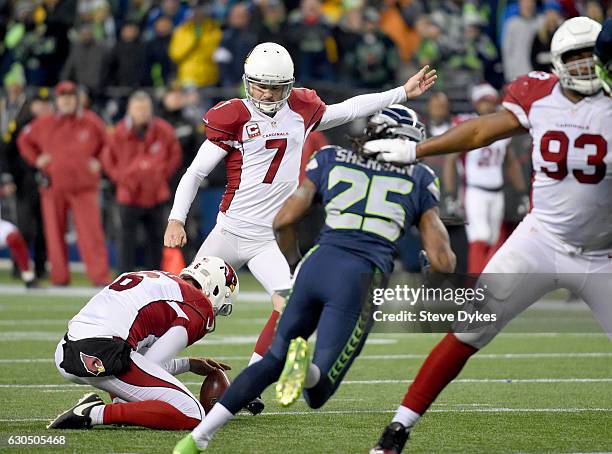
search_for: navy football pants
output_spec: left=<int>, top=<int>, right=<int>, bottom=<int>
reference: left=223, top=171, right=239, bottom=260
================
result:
left=219, top=245, right=384, bottom=413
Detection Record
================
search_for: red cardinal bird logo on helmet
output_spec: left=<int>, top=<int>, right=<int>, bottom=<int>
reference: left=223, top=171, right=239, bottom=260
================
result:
left=80, top=352, right=106, bottom=376
left=224, top=262, right=237, bottom=292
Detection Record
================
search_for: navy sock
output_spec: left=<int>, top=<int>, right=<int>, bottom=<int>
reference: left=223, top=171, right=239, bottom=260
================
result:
left=219, top=353, right=284, bottom=414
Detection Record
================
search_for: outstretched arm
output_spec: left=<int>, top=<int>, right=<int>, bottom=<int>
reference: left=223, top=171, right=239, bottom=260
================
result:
left=317, top=66, right=437, bottom=131
left=417, top=109, right=526, bottom=159
left=273, top=177, right=318, bottom=271
left=418, top=207, right=456, bottom=273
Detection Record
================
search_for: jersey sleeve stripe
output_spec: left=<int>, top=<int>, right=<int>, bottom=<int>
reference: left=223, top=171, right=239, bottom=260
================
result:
left=502, top=101, right=531, bottom=129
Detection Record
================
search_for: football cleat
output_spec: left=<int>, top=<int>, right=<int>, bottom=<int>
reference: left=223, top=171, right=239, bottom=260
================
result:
left=47, top=392, right=104, bottom=429
left=244, top=396, right=265, bottom=415
left=173, top=434, right=206, bottom=454
left=370, top=422, right=411, bottom=454
left=276, top=337, right=309, bottom=407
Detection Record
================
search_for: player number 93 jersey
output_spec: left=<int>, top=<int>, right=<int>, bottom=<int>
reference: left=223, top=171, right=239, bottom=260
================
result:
left=306, top=146, right=440, bottom=273
left=502, top=71, right=612, bottom=252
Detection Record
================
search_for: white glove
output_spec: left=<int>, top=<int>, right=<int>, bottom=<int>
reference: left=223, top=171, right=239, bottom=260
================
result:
left=517, top=194, right=530, bottom=217
left=362, top=138, right=417, bottom=164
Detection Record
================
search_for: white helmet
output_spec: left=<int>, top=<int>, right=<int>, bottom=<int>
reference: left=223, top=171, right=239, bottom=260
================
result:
left=179, top=256, right=238, bottom=316
left=551, top=17, right=602, bottom=95
left=243, top=42, right=294, bottom=114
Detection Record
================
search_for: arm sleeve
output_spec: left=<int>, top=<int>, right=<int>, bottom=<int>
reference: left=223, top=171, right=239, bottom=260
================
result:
left=317, top=86, right=406, bottom=131
left=168, top=140, right=227, bottom=223
left=143, top=325, right=190, bottom=375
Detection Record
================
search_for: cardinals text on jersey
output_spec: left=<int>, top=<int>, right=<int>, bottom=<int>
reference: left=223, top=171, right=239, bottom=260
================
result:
left=502, top=71, right=612, bottom=252
left=203, top=88, right=326, bottom=240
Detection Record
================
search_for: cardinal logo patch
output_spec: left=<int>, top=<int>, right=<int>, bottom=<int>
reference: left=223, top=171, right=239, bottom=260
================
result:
left=224, top=263, right=238, bottom=292
left=80, top=352, right=106, bottom=376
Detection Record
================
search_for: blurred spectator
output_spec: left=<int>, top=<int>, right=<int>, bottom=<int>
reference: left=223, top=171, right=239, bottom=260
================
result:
left=17, top=81, right=111, bottom=286
left=414, top=15, right=449, bottom=84
left=9, top=0, right=72, bottom=86
left=502, top=0, right=542, bottom=82
left=61, top=22, right=108, bottom=101
left=254, top=0, right=289, bottom=46
left=144, top=0, right=190, bottom=40
left=123, top=0, right=154, bottom=26
left=286, top=0, right=336, bottom=82
left=102, top=91, right=182, bottom=273
left=448, top=13, right=501, bottom=88
left=0, top=70, right=49, bottom=279
left=169, top=2, right=222, bottom=87
left=158, top=84, right=204, bottom=260
left=215, top=2, right=258, bottom=88
left=144, top=15, right=176, bottom=87
left=531, top=4, right=562, bottom=73
left=77, top=0, right=115, bottom=45
left=159, top=84, right=201, bottom=182
left=333, top=8, right=362, bottom=81
left=585, top=0, right=605, bottom=23
left=425, top=91, right=451, bottom=137
left=380, top=0, right=421, bottom=63
left=108, top=21, right=146, bottom=88
left=344, top=8, right=399, bottom=88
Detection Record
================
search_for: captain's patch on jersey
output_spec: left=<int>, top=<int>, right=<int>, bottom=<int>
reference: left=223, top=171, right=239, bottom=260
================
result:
left=245, top=123, right=261, bottom=139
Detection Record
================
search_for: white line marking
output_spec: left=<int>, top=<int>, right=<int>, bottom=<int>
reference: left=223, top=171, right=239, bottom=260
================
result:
left=2, top=378, right=611, bottom=389
left=2, top=407, right=611, bottom=422
left=2, top=352, right=611, bottom=364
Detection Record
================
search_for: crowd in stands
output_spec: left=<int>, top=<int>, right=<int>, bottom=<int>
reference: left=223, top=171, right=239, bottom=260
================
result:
left=0, top=0, right=610, bottom=283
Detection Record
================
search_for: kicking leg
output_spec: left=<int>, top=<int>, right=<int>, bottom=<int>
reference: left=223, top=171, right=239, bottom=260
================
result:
left=181, top=253, right=322, bottom=452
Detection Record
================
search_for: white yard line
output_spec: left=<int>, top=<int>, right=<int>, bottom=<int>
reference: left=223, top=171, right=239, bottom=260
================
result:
left=2, top=352, right=612, bottom=364
left=2, top=407, right=611, bottom=422
left=2, top=378, right=612, bottom=389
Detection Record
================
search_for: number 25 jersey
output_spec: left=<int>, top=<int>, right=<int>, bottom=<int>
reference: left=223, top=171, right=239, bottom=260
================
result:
left=502, top=72, right=612, bottom=252
left=306, top=146, right=440, bottom=273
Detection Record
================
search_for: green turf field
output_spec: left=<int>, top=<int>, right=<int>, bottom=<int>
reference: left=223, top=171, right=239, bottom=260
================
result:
left=0, top=272, right=611, bottom=453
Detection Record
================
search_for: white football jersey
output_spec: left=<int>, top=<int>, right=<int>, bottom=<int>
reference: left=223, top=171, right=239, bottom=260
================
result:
left=454, top=114, right=510, bottom=190
left=503, top=72, right=612, bottom=252
left=204, top=89, right=326, bottom=239
left=68, top=271, right=214, bottom=348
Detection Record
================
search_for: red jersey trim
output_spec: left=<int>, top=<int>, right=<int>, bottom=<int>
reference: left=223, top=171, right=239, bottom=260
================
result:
left=288, top=88, right=327, bottom=133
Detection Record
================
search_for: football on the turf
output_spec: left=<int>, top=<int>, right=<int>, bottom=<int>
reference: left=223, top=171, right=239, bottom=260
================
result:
left=199, top=368, right=231, bottom=413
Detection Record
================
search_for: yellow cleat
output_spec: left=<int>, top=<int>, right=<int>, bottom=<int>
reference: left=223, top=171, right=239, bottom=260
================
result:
left=276, top=337, right=310, bottom=407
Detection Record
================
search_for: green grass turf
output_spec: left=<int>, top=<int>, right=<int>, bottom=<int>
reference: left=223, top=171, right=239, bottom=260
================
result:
left=0, top=271, right=611, bottom=453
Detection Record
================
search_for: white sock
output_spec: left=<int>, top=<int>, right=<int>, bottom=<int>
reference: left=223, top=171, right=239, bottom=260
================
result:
left=248, top=352, right=263, bottom=366
left=89, top=404, right=105, bottom=426
left=192, top=403, right=234, bottom=449
left=391, top=405, right=421, bottom=428
left=304, top=363, right=320, bottom=388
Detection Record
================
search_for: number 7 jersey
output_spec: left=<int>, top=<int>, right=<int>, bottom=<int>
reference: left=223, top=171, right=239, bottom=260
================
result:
left=204, top=89, right=326, bottom=240
left=502, top=72, right=612, bottom=252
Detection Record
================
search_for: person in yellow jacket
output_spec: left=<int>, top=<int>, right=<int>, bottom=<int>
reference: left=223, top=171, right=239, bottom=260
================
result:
left=169, top=3, right=222, bottom=87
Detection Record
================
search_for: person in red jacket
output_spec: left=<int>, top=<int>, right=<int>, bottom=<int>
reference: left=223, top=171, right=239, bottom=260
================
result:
left=102, top=91, right=182, bottom=273
left=17, top=81, right=111, bottom=286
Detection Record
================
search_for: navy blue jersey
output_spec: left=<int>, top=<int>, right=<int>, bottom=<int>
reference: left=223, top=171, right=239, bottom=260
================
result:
left=305, top=145, right=440, bottom=273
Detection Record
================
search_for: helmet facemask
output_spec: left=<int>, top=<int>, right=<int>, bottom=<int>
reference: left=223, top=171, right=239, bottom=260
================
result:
left=243, top=74, right=294, bottom=114
left=553, top=48, right=602, bottom=95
